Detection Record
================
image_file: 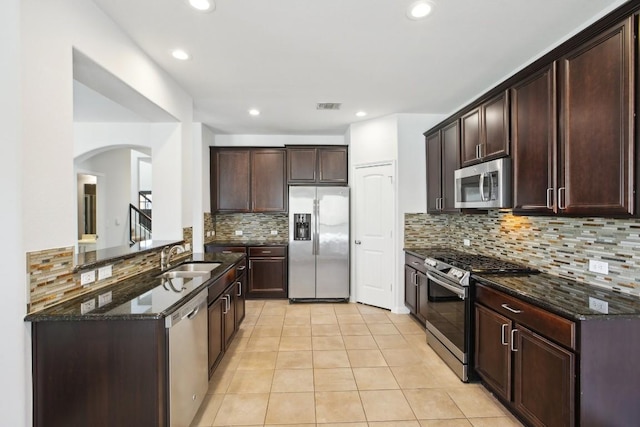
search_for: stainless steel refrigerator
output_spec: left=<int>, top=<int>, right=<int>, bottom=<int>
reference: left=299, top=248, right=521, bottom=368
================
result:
left=288, top=186, right=350, bottom=301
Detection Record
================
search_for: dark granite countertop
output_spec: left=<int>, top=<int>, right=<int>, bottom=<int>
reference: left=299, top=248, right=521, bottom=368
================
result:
left=405, top=247, right=640, bottom=320
left=26, top=253, right=245, bottom=322
left=474, top=273, right=640, bottom=320
left=205, top=240, right=288, bottom=247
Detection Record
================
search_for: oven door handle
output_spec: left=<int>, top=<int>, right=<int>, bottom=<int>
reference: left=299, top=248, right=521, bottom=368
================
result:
left=426, top=273, right=466, bottom=299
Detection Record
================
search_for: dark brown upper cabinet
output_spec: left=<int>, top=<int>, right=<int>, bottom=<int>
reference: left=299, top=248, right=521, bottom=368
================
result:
left=426, top=120, right=459, bottom=214
left=511, top=64, right=557, bottom=214
left=461, top=91, right=510, bottom=167
left=557, top=17, right=634, bottom=216
left=287, top=146, right=348, bottom=185
left=210, top=148, right=287, bottom=213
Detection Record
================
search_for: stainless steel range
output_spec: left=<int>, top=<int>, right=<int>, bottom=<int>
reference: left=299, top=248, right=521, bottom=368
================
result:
left=423, top=250, right=536, bottom=382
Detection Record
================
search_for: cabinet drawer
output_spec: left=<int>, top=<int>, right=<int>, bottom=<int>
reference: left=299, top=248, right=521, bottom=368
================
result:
left=205, top=245, right=246, bottom=254
left=476, top=284, right=575, bottom=350
left=249, top=246, right=286, bottom=257
left=405, top=253, right=426, bottom=274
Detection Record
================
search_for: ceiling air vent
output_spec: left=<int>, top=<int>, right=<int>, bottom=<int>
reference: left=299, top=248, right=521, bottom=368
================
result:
left=316, top=103, right=342, bottom=110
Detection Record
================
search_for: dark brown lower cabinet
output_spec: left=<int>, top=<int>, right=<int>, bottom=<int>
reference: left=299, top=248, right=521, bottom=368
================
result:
left=514, top=325, right=574, bottom=427
left=475, top=284, right=575, bottom=427
left=404, top=253, right=428, bottom=324
left=208, top=297, right=225, bottom=377
left=32, top=319, right=168, bottom=427
left=475, top=282, right=640, bottom=426
left=247, top=246, right=288, bottom=298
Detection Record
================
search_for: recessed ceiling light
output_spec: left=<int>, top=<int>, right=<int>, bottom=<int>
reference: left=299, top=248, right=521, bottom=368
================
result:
left=356, top=111, right=367, bottom=117
left=249, top=109, right=260, bottom=116
left=187, top=0, right=215, bottom=12
left=171, top=49, right=190, bottom=60
left=407, top=1, right=434, bottom=20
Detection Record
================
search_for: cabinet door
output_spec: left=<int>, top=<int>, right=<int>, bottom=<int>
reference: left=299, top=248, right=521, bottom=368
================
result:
left=512, top=65, right=556, bottom=214
left=287, top=147, right=317, bottom=183
left=234, top=272, right=246, bottom=328
left=248, top=257, right=287, bottom=298
left=223, top=288, right=236, bottom=348
left=558, top=18, right=634, bottom=216
left=318, top=147, right=348, bottom=184
left=460, top=108, right=481, bottom=167
left=425, top=131, right=442, bottom=213
left=514, top=325, right=575, bottom=427
left=404, top=265, right=418, bottom=314
left=211, top=149, right=251, bottom=213
left=251, top=149, right=287, bottom=212
left=483, top=91, right=509, bottom=160
left=208, top=298, right=225, bottom=377
left=441, top=121, right=460, bottom=213
left=416, top=271, right=428, bottom=324
left=474, top=303, right=512, bottom=401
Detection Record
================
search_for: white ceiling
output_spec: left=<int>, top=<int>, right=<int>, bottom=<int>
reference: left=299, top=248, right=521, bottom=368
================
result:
left=91, top=0, right=628, bottom=135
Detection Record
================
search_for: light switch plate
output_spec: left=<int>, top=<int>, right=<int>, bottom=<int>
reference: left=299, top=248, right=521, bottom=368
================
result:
left=98, top=265, right=112, bottom=281
left=235, top=230, right=243, bottom=236
left=270, top=230, right=278, bottom=235
left=463, top=239, right=471, bottom=247
left=589, top=260, right=609, bottom=275
left=81, top=270, right=96, bottom=285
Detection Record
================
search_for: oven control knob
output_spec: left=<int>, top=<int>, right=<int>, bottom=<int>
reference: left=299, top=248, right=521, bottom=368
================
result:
left=425, top=258, right=437, bottom=268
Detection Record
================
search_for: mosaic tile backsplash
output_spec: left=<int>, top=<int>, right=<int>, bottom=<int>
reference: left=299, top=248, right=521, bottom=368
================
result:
left=213, top=213, right=288, bottom=243
left=204, top=212, right=215, bottom=244
left=405, top=211, right=640, bottom=296
left=28, top=229, right=194, bottom=313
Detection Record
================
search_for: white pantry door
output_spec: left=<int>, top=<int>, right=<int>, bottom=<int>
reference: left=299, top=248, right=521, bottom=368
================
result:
left=354, top=163, right=395, bottom=310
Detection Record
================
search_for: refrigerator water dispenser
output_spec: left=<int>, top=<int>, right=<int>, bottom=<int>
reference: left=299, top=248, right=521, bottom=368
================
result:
left=293, top=213, right=311, bottom=240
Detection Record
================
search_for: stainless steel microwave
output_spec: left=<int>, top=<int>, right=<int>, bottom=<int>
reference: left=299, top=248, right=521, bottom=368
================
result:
left=454, top=158, right=511, bottom=208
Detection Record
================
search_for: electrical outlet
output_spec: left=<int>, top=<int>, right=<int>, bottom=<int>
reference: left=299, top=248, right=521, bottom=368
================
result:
left=589, top=260, right=609, bottom=275
left=98, top=291, right=112, bottom=307
left=81, top=270, right=96, bottom=285
left=589, top=297, right=609, bottom=314
left=235, top=230, right=243, bottom=236
left=463, top=239, right=471, bottom=247
left=80, top=299, right=96, bottom=314
left=270, top=230, right=278, bottom=235
left=185, top=243, right=191, bottom=251
left=98, top=265, right=112, bottom=281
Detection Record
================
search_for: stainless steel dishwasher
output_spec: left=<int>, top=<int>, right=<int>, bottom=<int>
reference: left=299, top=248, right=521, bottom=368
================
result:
left=165, top=289, right=208, bottom=427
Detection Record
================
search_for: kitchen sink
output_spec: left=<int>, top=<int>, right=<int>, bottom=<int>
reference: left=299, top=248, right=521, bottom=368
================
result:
left=158, top=262, right=222, bottom=279
left=170, top=262, right=221, bottom=273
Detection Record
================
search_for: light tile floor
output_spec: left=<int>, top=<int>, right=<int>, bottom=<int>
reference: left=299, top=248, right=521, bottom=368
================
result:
left=191, top=300, right=524, bottom=427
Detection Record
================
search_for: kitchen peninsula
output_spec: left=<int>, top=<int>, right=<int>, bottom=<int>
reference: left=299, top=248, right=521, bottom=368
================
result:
left=26, top=251, right=246, bottom=427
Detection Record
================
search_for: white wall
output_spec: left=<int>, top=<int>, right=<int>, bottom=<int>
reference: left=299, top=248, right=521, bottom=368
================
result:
left=1, top=1, right=29, bottom=425
left=22, top=0, right=192, bottom=252
left=349, top=114, right=444, bottom=313
left=79, top=149, right=132, bottom=248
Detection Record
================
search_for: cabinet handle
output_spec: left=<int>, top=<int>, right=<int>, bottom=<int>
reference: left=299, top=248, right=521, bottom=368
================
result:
left=501, top=303, right=523, bottom=314
left=558, top=187, right=567, bottom=210
left=237, top=265, right=246, bottom=271
left=236, top=281, right=242, bottom=297
left=439, top=197, right=444, bottom=210
left=222, top=295, right=229, bottom=314
left=411, top=261, right=420, bottom=265
left=510, top=329, right=518, bottom=352
left=501, top=324, right=509, bottom=346
left=546, top=188, right=554, bottom=209
left=261, top=250, right=272, bottom=254
left=222, top=250, right=232, bottom=254
left=414, top=272, right=419, bottom=287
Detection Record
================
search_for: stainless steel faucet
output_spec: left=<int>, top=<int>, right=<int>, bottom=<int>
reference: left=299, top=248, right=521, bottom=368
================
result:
left=160, top=244, right=185, bottom=270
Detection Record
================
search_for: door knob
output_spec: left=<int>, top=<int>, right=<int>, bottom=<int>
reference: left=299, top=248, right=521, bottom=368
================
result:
left=354, top=240, right=362, bottom=245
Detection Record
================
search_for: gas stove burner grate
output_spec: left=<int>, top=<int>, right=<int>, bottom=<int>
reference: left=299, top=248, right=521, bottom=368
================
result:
left=428, top=251, right=537, bottom=274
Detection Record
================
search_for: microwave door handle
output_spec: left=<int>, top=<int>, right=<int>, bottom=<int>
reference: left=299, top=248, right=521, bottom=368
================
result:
left=488, top=172, right=495, bottom=200
left=479, top=172, right=486, bottom=201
